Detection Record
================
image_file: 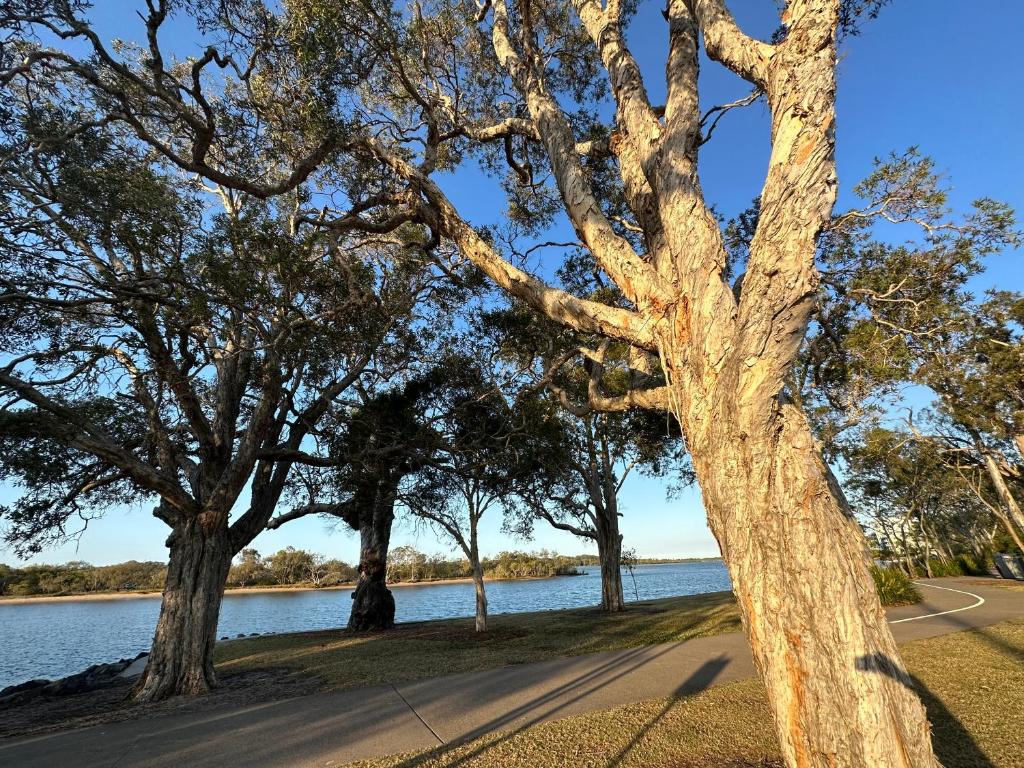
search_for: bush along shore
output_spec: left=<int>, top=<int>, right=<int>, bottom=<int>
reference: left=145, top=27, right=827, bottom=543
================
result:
left=0, top=550, right=721, bottom=600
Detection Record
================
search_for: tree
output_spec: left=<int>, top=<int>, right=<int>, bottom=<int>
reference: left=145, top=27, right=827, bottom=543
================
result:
left=792, top=150, right=1021, bottom=551
left=488, top=284, right=688, bottom=614
left=844, top=427, right=1000, bottom=575
left=404, top=363, right=562, bottom=632
left=0, top=1, right=947, bottom=760
left=388, top=545, right=427, bottom=582
left=229, top=549, right=269, bottom=588
left=268, top=372, right=449, bottom=630
left=0, top=114, right=412, bottom=700
left=267, top=547, right=315, bottom=585
left=512, top=372, right=687, bottom=612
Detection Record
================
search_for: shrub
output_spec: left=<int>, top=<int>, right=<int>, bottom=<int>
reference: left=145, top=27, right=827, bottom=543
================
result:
left=954, top=554, right=988, bottom=576
left=871, top=566, right=922, bottom=606
left=926, top=559, right=964, bottom=578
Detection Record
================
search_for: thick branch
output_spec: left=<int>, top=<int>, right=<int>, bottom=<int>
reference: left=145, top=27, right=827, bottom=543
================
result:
left=0, top=371, right=196, bottom=517
left=489, top=0, right=672, bottom=310
left=691, top=0, right=774, bottom=86
left=364, top=140, right=659, bottom=350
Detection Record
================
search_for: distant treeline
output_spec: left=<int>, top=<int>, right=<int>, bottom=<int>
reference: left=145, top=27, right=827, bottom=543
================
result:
left=0, top=548, right=717, bottom=597
left=0, top=560, right=167, bottom=597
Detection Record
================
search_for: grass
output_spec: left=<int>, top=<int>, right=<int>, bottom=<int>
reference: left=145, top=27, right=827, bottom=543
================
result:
left=214, top=591, right=742, bottom=690
left=347, top=619, right=1024, bottom=768
left=962, top=578, right=1024, bottom=593
left=215, top=579, right=925, bottom=692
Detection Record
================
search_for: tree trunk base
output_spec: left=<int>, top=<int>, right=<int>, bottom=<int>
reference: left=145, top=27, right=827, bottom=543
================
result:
left=348, top=577, right=395, bottom=631
left=132, top=521, right=231, bottom=703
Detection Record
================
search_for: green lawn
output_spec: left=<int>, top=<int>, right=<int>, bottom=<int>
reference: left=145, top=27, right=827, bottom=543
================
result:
left=215, top=591, right=742, bottom=690
left=347, top=619, right=1024, bottom=768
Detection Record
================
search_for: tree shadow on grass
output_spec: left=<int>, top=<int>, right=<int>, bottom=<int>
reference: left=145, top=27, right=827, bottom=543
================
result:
left=603, top=655, right=729, bottom=768
left=384, top=648, right=731, bottom=768
left=857, top=653, right=994, bottom=768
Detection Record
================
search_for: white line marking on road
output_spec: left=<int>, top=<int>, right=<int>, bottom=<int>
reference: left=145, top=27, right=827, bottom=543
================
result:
left=889, top=582, right=986, bottom=624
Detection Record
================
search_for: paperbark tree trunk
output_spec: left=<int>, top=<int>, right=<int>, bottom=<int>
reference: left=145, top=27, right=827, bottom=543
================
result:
left=471, top=560, right=488, bottom=632
left=686, top=398, right=937, bottom=767
left=918, top=515, right=934, bottom=578
left=981, top=451, right=1024, bottom=540
left=468, top=520, right=488, bottom=632
left=389, top=1, right=941, bottom=763
left=595, top=504, right=625, bottom=612
left=348, top=483, right=397, bottom=631
left=133, top=517, right=233, bottom=703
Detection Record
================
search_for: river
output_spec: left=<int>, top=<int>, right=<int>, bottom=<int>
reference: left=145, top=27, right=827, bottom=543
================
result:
left=0, top=560, right=730, bottom=689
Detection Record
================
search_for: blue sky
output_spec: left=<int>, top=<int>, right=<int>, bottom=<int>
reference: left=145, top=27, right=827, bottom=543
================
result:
left=2, top=1, right=1021, bottom=567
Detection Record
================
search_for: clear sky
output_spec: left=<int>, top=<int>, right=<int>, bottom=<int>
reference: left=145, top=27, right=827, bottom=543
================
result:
left=1, top=1, right=1021, bottom=567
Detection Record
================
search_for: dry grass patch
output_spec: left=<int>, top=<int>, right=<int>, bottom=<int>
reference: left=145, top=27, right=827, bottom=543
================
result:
left=348, top=619, right=1024, bottom=768
left=962, top=578, right=1024, bottom=593
left=214, top=591, right=742, bottom=690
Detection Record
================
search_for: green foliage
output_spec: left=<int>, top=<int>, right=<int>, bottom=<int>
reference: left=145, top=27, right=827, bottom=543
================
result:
left=484, top=551, right=583, bottom=579
left=871, top=567, right=922, bottom=606
left=385, top=547, right=586, bottom=583
left=925, top=559, right=964, bottom=578
left=0, top=548, right=605, bottom=597
left=925, top=556, right=989, bottom=578
left=953, top=554, right=987, bottom=576
left=0, top=560, right=166, bottom=597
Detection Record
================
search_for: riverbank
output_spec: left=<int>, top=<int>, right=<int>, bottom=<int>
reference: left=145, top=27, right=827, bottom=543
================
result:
left=0, top=573, right=589, bottom=605
left=214, top=590, right=742, bottom=691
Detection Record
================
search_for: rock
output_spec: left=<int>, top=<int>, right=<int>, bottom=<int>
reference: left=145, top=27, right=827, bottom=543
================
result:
left=0, top=679, right=50, bottom=700
left=117, top=654, right=149, bottom=679
left=0, top=653, right=147, bottom=708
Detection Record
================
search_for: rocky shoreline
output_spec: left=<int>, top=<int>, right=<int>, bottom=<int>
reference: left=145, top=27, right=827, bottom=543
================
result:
left=0, top=653, right=149, bottom=709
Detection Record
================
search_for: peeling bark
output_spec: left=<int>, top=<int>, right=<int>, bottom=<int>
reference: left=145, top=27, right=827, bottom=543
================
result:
left=133, top=518, right=232, bottom=703
left=366, top=0, right=940, bottom=762
left=688, top=400, right=936, bottom=766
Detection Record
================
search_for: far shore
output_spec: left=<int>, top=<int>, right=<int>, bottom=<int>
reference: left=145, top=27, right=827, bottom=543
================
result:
left=0, top=559, right=722, bottom=605
left=0, top=572, right=576, bottom=605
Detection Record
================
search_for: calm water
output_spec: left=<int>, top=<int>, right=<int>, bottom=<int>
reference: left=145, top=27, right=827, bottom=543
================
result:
left=0, top=561, right=730, bottom=689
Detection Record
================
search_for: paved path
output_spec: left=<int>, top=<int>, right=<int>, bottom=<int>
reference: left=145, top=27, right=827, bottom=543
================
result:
left=2, top=577, right=1021, bottom=768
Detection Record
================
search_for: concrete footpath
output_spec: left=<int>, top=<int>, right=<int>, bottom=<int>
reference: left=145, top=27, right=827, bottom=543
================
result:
left=1, top=578, right=1020, bottom=768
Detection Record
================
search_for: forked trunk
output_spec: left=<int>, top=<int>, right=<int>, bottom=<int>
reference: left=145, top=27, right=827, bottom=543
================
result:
left=348, top=485, right=396, bottom=631
left=133, top=518, right=232, bottom=703
left=691, top=399, right=937, bottom=767
left=595, top=507, right=625, bottom=611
